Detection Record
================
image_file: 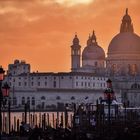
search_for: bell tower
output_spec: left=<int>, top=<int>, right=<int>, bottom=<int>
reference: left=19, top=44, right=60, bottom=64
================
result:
left=71, top=34, right=81, bottom=72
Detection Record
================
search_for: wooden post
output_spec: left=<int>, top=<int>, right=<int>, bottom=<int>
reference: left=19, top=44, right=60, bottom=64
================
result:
left=14, top=116, right=16, bottom=131
left=60, top=112, right=63, bottom=128
left=4, top=117, right=7, bottom=133
left=5, top=117, right=8, bottom=134
left=24, top=103, right=27, bottom=124
left=41, top=114, right=43, bottom=129
left=70, top=114, right=73, bottom=128
left=2, top=112, right=5, bottom=133
left=65, top=108, right=68, bottom=128
left=56, top=111, right=59, bottom=128
left=22, top=113, right=24, bottom=123
left=17, top=119, right=19, bottom=133
left=44, top=113, right=46, bottom=129
left=47, top=113, right=49, bottom=126
left=8, top=101, right=11, bottom=134
left=52, top=113, right=55, bottom=128
left=39, top=112, right=41, bottom=128
left=35, top=114, right=37, bottom=126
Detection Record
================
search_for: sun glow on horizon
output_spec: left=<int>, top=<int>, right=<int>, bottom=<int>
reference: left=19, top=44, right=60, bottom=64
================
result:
left=55, top=0, right=93, bottom=6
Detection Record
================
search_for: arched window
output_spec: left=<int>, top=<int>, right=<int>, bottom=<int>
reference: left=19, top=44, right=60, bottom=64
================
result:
left=132, top=64, right=137, bottom=75
left=72, top=50, right=75, bottom=55
left=27, top=97, right=30, bottom=105
left=128, top=64, right=137, bottom=75
left=22, top=97, right=25, bottom=105
left=56, top=96, right=61, bottom=100
left=41, top=96, right=46, bottom=100
left=112, top=64, right=117, bottom=74
left=71, top=96, right=75, bottom=100
left=53, top=81, right=56, bottom=88
left=95, top=62, right=98, bottom=67
left=32, top=97, right=35, bottom=105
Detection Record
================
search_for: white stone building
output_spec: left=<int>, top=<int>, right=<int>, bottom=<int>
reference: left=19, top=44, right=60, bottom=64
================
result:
left=5, top=60, right=109, bottom=110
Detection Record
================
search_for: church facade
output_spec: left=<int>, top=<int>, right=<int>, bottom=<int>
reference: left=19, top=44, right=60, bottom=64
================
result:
left=5, top=9, right=140, bottom=110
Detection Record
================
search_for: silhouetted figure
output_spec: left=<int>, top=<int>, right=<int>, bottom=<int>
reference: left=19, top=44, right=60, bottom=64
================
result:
left=28, top=125, right=43, bottom=140
left=20, top=121, right=25, bottom=136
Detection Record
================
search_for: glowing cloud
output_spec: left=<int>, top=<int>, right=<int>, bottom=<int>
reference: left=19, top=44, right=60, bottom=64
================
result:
left=54, top=0, right=93, bottom=6
left=0, top=0, right=140, bottom=72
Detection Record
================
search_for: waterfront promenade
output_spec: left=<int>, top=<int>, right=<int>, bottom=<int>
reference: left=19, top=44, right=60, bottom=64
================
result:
left=1, top=121, right=140, bottom=140
left=1, top=103, right=140, bottom=140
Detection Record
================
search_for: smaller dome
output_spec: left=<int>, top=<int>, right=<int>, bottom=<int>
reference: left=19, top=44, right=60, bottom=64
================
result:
left=82, top=44, right=105, bottom=60
left=82, top=31, right=105, bottom=60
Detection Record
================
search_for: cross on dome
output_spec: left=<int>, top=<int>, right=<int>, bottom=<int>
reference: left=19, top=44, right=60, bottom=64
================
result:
left=126, top=8, right=128, bottom=15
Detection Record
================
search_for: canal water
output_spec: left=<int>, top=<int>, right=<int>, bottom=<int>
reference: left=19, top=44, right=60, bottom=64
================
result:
left=2, top=111, right=73, bottom=133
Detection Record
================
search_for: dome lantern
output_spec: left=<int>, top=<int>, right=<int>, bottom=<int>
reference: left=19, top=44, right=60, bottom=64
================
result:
left=120, top=8, right=134, bottom=33
left=73, top=33, right=79, bottom=45
left=91, top=30, right=97, bottom=45
left=82, top=31, right=105, bottom=61
left=87, top=34, right=92, bottom=46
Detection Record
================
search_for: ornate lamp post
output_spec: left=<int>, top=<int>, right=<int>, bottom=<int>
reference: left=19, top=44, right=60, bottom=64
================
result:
left=2, top=82, right=10, bottom=98
left=0, top=66, right=5, bottom=137
left=104, top=79, right=114, bottom=129
left=2, top=82, right=10, bottom=134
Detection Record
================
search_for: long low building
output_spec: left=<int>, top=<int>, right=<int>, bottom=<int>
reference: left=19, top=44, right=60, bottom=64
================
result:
left=5, top=60, right=115, bottom=110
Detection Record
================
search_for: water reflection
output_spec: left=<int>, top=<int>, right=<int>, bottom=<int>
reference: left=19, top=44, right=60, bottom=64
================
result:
left=2, top=111, right=73, bottom=133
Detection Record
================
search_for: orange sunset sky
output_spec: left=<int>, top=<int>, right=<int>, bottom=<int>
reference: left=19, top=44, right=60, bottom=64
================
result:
left=1, top=0, right=140, bottom=72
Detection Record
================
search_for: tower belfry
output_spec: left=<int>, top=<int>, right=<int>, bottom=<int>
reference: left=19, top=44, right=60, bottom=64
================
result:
left=71, top=33, right=81, bottom=71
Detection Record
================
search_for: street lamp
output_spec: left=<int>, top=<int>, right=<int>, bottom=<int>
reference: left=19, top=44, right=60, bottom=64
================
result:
left=0, top=66, right=5, bottom=137
left=104, top=79, right=115, bottom=130
left=2, top=82, right=10, bottom=98
left=2, top=82, right=10, bottom=134
left=0, top=67, right=5, bottom=81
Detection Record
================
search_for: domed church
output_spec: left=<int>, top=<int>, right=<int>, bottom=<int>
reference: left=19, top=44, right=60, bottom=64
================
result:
left=71, top=31, right=106, bottom=74
left=70, top=9, right=140, bottom=106
left=107, top=8, right=140, bottom=76
left=82, top=31, right=105, bottom=69
left=71, top=8, right=140, bottom=77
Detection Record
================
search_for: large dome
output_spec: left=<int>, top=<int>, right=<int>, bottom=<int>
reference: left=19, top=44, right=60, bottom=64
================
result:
left=108, top=32, right=140, bottom=55
left=108, top=9, right=140, bottom=57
